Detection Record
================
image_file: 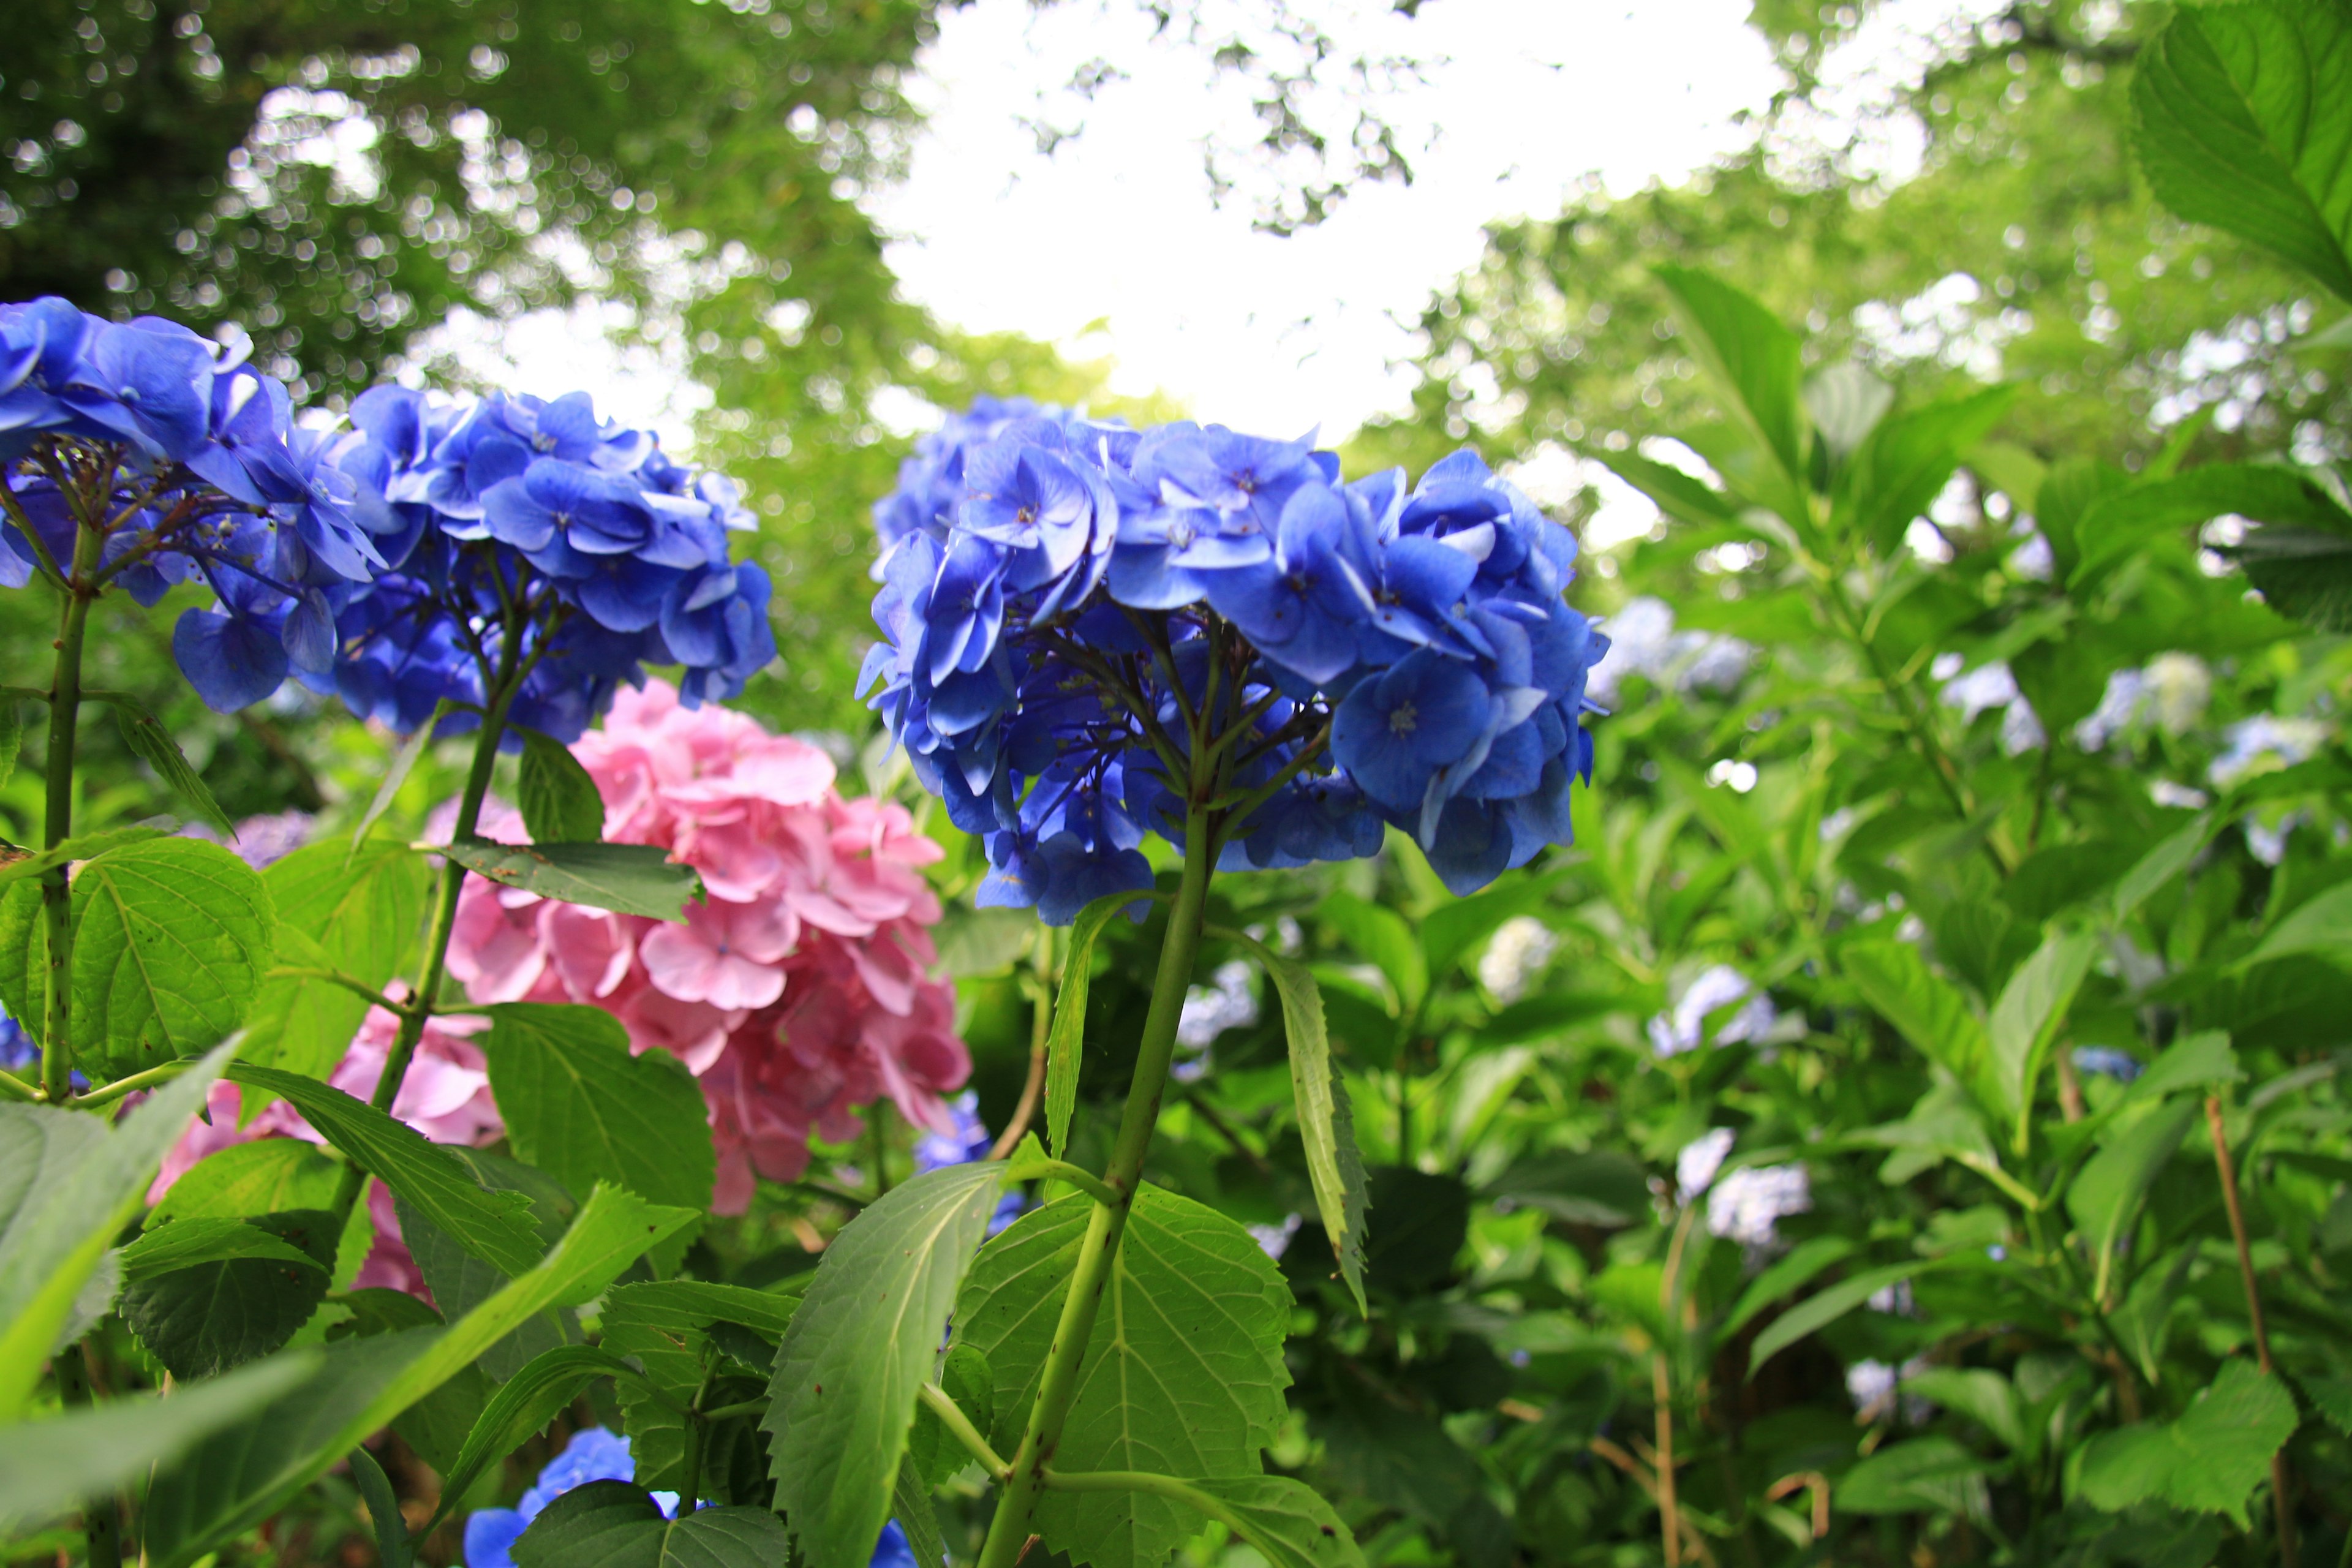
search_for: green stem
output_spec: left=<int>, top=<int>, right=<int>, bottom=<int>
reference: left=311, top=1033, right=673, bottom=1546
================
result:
left=330, top=649, right=521, bottom=1224
left=919, top=1381, right=1009, bottom=1479
left=0, top=1068, right=36, bottom=1103
left=971, top=798, right=1218, bottom=1568
left=38, top=515, right=102, bottom=1102
left=679, top=1360, right=720, bottom=1518
left=55, top=1347, right=123, bottom=1568
left=71, top=1058, right=194, bottom=1112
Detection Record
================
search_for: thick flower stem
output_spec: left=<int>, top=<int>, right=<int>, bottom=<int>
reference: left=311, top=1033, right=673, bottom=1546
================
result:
left=2207, top=1095, right=2294, bottom=1568
left=971, top=801, right=1218, bottom=1568
left=37, top=518, right=102, bottom=1103
left=330, top=666, right=519, bottom=1223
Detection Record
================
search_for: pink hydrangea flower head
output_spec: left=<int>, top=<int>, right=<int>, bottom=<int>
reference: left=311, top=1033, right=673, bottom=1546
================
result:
left=445, top=677, right=970, bottom=1212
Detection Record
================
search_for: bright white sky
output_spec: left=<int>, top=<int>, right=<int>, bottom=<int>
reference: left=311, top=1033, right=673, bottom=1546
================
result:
left=421, top=0, right=1988, bottom=488
left=870, top=0, right=1784, bottom=439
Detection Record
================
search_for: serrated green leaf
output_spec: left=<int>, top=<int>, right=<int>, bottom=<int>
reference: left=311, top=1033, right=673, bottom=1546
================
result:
left=347, top=1443, right=413, bottom=1568
left=1223, top=928, right=1368, bottom=1315
left=1652, top=266, right=1811, bottom=516
left=139, top=1182, right=699, bottom=1566
left=0, top=1041, right=235, bottom=1419
left=422, top=1344, right=648, bottom=1538
left=1833, top=385, right=2015, bottom=557
left=2068, top=1098, right=2198, bottom=1305
left=395, top=1149, right=580, bottom=1382
left=482, top=1002, right=716, bottom=1214
left=957, top=1188, right=1292, bottom=1568
left=112, top=700, right=233, bottom=835
left=1318, top=892, right=1426, bottom=1012
left=440, top=838, right=702, bottom=922
left=0, top=880, right=38, bottom=1031
left=1845, top=939, right=2005, bottom=1124
left=2241, top=881, right=2352, bottom=969
left=228, top=1062, right=545, bottom=1278
left=1901, top=1368, right=2024, bottom=1453
left=328, top=1288, right=491, bottom=1474
left=2114, top=1031, right=2242, bottom=1112
left=118, top=1213, right=326, bottom=1281
left=0, top=1350, right=316, bottom=1534
left=2302, top=1373, right=2352, bottom=1436
left=606, top=1280, right=799, bottom=1501
left=239, top=839, right=431, bottom=1082
left=511, top=1481, right=788, bottom=1568
left=1838, top=1436, right=1990, bottom=1518
left=2071, top=462, right=2352, bottom=590
left=908, top=1342, right=993, bottom=1486
left=0, top=696, right=18, bottom=791
left=2078, top=1360, right=2299, bottom=1526
left=1988, top=929, right=2097, bottom=1151
left=893, top=1459, right=946, bottom=1568
left=69, top=837, right=275, bottom=1078
left=2112, top=813, right=2215, bottom=924
left=0, top=824, right=169, bottom=896
left=1176, top=1475, right=1368, bottom=1568
left=764, top=1159, right=1007, bottom=1568
left=2132, top=0, right=2352, bottom=301
left=1046, top=890, right=1150, bottom=1157
left=1747, top=1260, right=1941, bottom=1377
left=1721, top=1235, right=1855, bottom=1338
left=518, top=727, right=608, bottom=843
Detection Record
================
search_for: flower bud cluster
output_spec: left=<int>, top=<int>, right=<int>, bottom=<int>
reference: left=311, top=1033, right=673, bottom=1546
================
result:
left=862, top=402, right=1607, bottom=917
left=445, top=680, right=970, bottom=1209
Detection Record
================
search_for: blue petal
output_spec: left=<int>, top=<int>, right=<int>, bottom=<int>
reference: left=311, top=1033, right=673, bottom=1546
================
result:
left=173, top=608, right=290, bottom=713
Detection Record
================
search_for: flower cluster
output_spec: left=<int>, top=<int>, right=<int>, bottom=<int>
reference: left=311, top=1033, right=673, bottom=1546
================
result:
left=861, top=405, right=1606, bottom=917
left=1, top=298, right=382, bottom=690
left=151, top=997, right=502, bottom=1296
left=315, top=386, right=777, bottom=741
left=447, top=680, right=970, bottom=1209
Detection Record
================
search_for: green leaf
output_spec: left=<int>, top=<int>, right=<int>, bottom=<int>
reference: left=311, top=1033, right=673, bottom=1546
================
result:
left=0, top=696, right=18, bottom=792
left=763, top=1160, right=1008, bottom=1568
left=0, top=824, right=169, bottom=896
left=908, top=1342, right=993, bottom=1485
left=0, top=1041, right=235, bottom=1419
left=1845, top=939, right=2004, bottom=1123
left=2070, top=462, right=2352, bottom=590
left=2302, top=1373, right=2352, bottom=1436
left=1901, top=1368, right=2024, bottom=1453
left=330, top=1288, right=493, bottom=1474
left=1045, top=890, right=1152, bottom=1157
left=2240, top=881, right=2352, bottom=968
left=139, top=1182, right=699, bottom=1566
left=2078, top=1360, right=2300, bottom=1526
left=440, top=838, right=702, bottom=923
left=1163, top=1475, right=1369, bottom=1568
left=893, top=1458, right=947, bottom=1568
left=423, top=1344, right=649, bottom=1537
left=2111, top=1245, right=2196, bottom=1385
left=118, top=1212, right=326, bottom=1280
left=518, top=728, right=608, bottom=843
left=1585, top=447, right=1745, bottom=530
left=69, top=837, right=276, bottom=1078
left=1747, top=1260, right=1937, bottom=1377
left=1833, top=385, right=2015, bottom=557
left=1420, top=871, right=1563, bottom=985
left=604, top=1280, right=798, bottom=1500
left=1653, top=266, right=1811, bottom=508
left=111, top=699, right=233, bottom=835
left=1721, top=1235, right=1855, bottom=1338
left=0, top=1350, right=317, bottom=1534
left=148, top=1137, right=342, bottom=1224
left=1988, top=929, right=2097, bottom=1150
left=1803, top=360, right=1894, bottom=461
left=1485, top=1149, right=1649, bottom=1227
left=2132, top=0, right=2352, bottom=301
left=347, top=1444, right=413, bottom=1568
left=350, top=701, right=453, bottom=854
left=239, top=839, right=432, bottom=1081
left=397, top=1152, right=582, bottom=1383
left=2116, top=1031, right=2242, bottom=1110
left=2112, top=813, right=2215, bottom=924
left=228, top=1062, right=545, bottom=1277
left=2067, top=1098, right=2198, bottom=1305
left=2236, top=521, right=2352, bottom=631
left=1838, top=1436, right=1990, bottom=1518
left=956, top=1188, right=1292, bottom=1568
left=1318, top=892, right=1427, bottom=1012
left=483, top=1003, right=717, bottom=1213
left=931, top=907, right=1036, bottom=979
left=1224, top=928, right=1369, bottom=1315
left=0, top=880, right=38, bottom=1030
left=511, top=1481, right=788, bottom=1568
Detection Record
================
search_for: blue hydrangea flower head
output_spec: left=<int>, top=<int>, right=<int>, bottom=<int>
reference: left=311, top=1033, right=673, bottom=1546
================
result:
left=324, top=385, right=778, bottom=742
left=862, top=402, right=1607, bottom=917
left=1, top=298, right=383, bottom=709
